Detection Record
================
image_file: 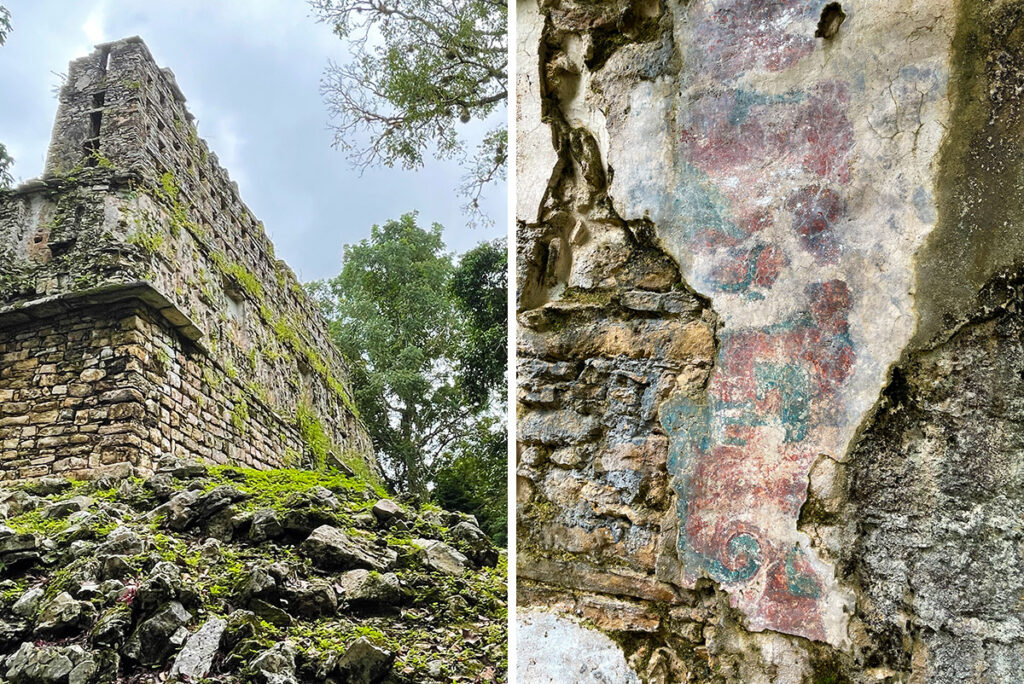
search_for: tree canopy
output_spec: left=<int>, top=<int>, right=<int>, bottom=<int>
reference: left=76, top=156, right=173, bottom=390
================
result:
left=311, top=214, right=507, bottom=534
left=312, top=214, right=457, bottom=498
left=309, top=214, right=505, bottom=507
left=451, top=238, right=507, bottom=406
left=309, top=0, right=507, bottom=221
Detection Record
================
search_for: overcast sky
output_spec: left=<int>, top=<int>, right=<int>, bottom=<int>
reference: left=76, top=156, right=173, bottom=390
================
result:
left=0, top=0, right=505, bottom=281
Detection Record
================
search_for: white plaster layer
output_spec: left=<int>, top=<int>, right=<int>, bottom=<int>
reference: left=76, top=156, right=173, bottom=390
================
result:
left=516, top=0, right=558, bottom=223
left=517, top=609, right=641, bottom=683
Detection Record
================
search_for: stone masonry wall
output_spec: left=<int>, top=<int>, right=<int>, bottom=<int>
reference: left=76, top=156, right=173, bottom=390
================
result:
left=0, top=300, right=310, bottom=482
left=518, top=0, right=1024, bottom=681
left=0, top=304, right=146, bottom=481
left=0, top=37, right=373, bottom=481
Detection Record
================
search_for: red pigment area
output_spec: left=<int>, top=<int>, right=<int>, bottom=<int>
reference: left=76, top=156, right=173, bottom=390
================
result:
left=693, top=0, right=816, bottom=79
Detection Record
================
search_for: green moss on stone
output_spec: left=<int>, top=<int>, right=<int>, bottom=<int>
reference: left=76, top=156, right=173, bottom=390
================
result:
left=125, top=225, right=165, bottom=255
left=296, top=404, right=331, bottom=469
left=230, top=394, right=250, bottom=435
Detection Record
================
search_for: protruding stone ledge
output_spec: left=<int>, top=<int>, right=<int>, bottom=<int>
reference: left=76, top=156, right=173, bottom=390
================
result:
left=518, top=554, right=683, bottom=605
left=0, top=280, right=204, bottom=344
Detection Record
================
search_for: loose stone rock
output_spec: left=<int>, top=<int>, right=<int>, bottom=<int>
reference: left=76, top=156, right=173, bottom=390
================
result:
left=332, top=636, right=394, bottom=684
left=299, top=525, right=386, bottom=571
left=43, top=496, right=92, bottom=519
left=281, top=580, right=337, bottom=619
left=371, top=499, right=403, bottom=522
left=450, top=521, right=498, bottom=566
left=249, top=599, right=293, bottom=628
left=199, top=537, right=222, bottom=561
left=95, top=527, right=144, bottom=556
left=249, top=508, right=284, bottom=541
left=240, top=566, right=277, bottom=602
left=33, top=592, right=83, bottom=637
left=149, top=490, right=200, bottom=531
left=123, top=601, right=191, bottom=667
left=339, top=569, right=403, bottom=608
left=23, top=478, right=72, bottom=497
left=169, top=617, right=226, bottom=681
left=10, top=588, right=43, bottom=618
left=90, top=607, right=131, bottom=648
left=249, top=640, right=299, bottom=684
left=3, top=642, right=94, bottom=684
left=160, top=460, right=208, bottom=479
left=98, top=555, right=133, bottom=581
left=413, top=539, right=470, bottom=576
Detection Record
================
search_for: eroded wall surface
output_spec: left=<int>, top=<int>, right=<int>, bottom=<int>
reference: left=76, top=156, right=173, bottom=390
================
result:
left=517, top=0, right=1024, bottom=680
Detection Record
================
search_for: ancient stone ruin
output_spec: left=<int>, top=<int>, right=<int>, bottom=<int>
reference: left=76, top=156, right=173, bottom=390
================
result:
left=517, top=1, right=1024, bottom=681
left=0, top=37, right=373, bottom=482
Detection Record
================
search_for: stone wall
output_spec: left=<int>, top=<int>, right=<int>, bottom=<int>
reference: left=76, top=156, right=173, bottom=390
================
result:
left=0, top=300, right=316, bottom=481
left=0, top=303, right=145, bottom=481
left=0, top=37, right=373, bottom=482
left=517, top=0, right=1024, bottom=681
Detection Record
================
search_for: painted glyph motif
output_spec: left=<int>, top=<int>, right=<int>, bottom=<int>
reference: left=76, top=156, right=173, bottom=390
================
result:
left=600, top=0, right=953, bottom=644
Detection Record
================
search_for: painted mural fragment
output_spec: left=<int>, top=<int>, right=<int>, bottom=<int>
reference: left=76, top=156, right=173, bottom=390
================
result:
left=663, top=279, right=855, bottom=640
left=661, top=5, right=860, bottom=641
left=599, top=0, right=952, bottom=645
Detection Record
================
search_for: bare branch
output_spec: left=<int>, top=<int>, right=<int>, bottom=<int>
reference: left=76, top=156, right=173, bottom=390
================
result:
left=310, top=0, right=507, bottom=211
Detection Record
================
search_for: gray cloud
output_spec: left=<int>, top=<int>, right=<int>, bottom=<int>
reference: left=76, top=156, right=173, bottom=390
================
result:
left=0, top=0, right=505, bottom=280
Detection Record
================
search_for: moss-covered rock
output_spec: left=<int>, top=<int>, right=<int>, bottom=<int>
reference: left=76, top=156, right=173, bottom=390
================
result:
left=0, top=458, right=507, bottom=682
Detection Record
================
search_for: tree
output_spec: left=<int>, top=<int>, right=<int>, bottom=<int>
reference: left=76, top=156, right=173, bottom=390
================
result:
left=432, top=239, right=507, bottom=541
left=433, top=417, right=507, bottom=545
left=311, top=215, right=507, bottom=540
left=451, top=238, right=507, bottom=406
left=312, top=213, right=466, bottom=497
left=0, top=5, right=13, bottom=189
left=310, top=0, right=507, bottom=221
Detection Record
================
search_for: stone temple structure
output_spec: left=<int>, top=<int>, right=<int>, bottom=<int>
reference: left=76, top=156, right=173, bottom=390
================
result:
left=518, top=1, right=1024, bottom=682
left=0, top=37, right=373, bottom=482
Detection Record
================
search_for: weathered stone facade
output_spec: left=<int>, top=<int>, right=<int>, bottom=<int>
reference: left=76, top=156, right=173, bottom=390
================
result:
left=0, top=37, right=373, bottom=481
left=518, top=0, right=1024, bottom=681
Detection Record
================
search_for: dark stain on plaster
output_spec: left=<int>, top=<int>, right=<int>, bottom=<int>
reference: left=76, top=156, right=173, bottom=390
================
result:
left=815, top=3, right=846, bottom=40
left=841, top=262, right=1024, bottom=678
left=913, top=0, right=1024, bottom=349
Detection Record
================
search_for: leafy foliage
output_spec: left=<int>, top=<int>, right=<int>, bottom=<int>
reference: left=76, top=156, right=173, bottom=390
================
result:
left=311, top=214, right=462, bottom=497
left=433, top=417, right=507, bottom=545
left=310, top=0, right=507, bottom=222
left=432, top=239, right=508, bottom=538
left=451, top=238, right=507, bottom=406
